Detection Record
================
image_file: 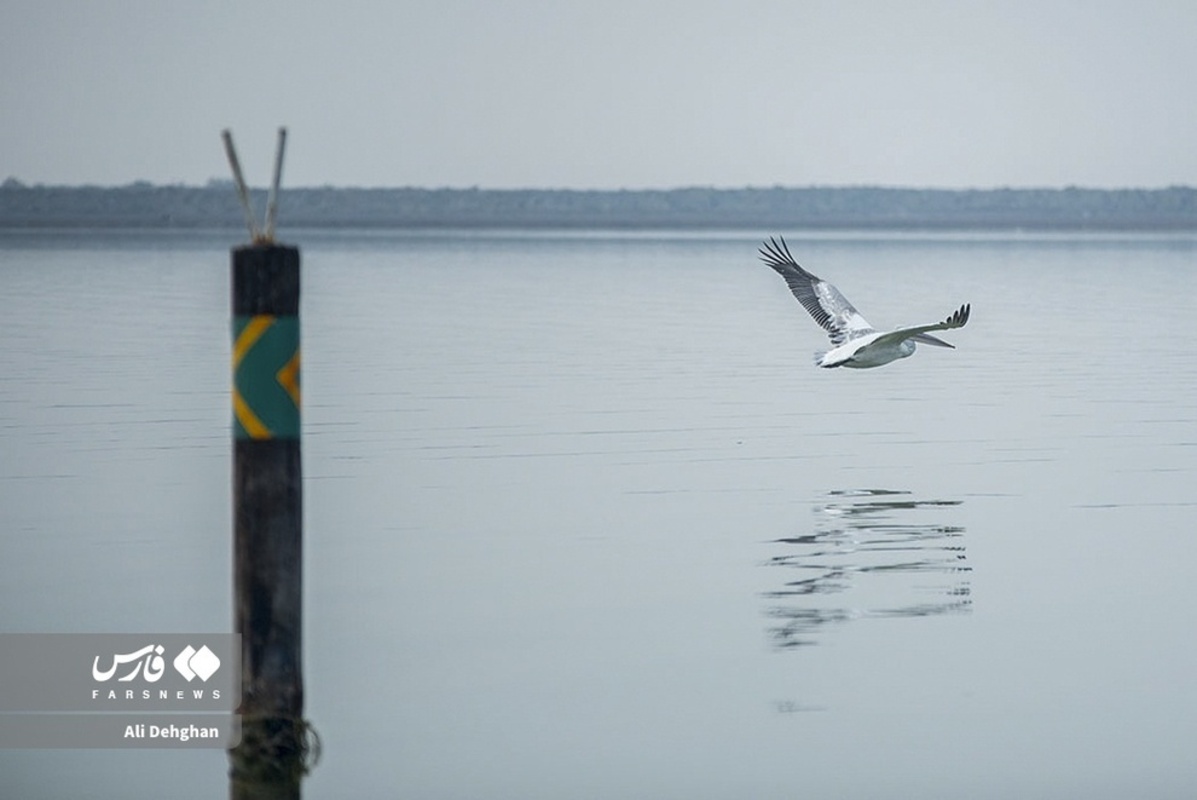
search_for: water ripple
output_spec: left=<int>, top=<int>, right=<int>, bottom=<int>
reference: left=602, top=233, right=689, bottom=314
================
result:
left=763, top=489, right=972, bottom=649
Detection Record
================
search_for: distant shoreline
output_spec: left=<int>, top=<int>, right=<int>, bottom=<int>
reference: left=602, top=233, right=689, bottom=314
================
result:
left=2, top=183, right=1195, bottom=230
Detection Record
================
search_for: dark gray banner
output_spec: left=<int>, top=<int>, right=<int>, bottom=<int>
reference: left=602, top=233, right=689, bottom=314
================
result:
left=0, top=634, right=238, bottom=713
left=0, top=714, right=240, bottom=749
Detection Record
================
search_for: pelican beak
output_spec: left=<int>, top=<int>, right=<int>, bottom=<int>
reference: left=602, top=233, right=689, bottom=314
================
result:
left=912, top=332, right=954, bottom=349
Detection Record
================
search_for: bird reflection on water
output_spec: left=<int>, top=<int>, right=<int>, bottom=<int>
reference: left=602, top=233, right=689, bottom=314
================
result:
left=764, top=489, right=972, bottom=649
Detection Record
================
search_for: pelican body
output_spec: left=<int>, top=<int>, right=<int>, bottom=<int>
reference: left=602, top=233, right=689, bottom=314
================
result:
left=759, top=236, right=970, bottom=369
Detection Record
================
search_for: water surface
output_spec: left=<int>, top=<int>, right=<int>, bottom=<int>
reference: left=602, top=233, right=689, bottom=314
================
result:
left=1, top=229, right=1195, bottom=798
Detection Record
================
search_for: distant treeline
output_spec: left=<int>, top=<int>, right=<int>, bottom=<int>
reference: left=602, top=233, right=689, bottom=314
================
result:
left=2, top=180, right=1196, bottom=230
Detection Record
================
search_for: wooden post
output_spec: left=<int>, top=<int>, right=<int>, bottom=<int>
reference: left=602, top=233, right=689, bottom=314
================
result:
left=229, top=243, right=306, bottom=791
left=222, top=129, right=314, bottom=794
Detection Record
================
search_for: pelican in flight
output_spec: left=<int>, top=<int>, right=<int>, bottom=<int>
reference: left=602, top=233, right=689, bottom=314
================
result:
left=759, top=236, right=970, bottom=369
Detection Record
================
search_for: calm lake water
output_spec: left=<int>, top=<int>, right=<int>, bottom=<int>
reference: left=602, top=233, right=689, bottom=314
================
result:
left=1, top=228, right=1196, bottom=798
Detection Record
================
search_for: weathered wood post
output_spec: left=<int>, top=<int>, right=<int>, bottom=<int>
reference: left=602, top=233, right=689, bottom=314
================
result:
left=224, top=129, right=311, bottom=794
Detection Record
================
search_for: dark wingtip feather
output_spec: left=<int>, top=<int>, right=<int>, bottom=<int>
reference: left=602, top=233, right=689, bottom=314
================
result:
left=945, top=303, right=970, bottom=328
left=758, top=235, right=799, bottom=270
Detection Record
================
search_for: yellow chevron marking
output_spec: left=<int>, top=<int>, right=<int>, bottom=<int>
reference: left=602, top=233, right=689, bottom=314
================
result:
left=233, top=315, right=276, bottom=439
left=234, top=315, right=274, bottom=367
left=233, top=389, right=272, bottom=439
left=276, top=349, right=301, bottom=409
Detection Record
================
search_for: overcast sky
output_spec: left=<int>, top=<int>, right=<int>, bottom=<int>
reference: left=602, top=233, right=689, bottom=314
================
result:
left=2, top=1, right=1195, bottom=189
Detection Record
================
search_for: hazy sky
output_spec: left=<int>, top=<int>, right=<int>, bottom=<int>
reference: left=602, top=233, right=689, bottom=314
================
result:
left=3, top=1, right=1195, bottom=189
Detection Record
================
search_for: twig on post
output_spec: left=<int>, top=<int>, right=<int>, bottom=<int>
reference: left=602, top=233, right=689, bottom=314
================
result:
left=264, top=127, right=287, bottom=243
left=222, top=129, right=262, bottom=243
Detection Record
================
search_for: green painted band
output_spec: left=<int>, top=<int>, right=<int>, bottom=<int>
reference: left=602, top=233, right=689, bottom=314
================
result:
left=233, top=315, right=300, bottom=440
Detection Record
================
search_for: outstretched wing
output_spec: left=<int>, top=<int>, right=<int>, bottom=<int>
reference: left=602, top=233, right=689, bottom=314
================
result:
left=872, top=304, right=971, bottom=350
left=758, top=236, right=874, bottom=345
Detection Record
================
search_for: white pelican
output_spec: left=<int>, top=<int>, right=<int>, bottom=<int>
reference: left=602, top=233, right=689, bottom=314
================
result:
left=759, top=236, right=970, bottom=369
